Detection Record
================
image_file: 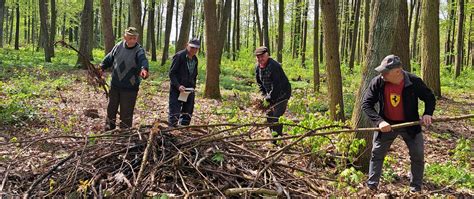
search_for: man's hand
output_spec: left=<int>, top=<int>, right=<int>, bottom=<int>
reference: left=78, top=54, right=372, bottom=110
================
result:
left=140, top=69, right=149, bottom=79
left=264, top=94, right=271, bottom=102
left=378, top=121, right=392, bottom=133
left=421, top=115, right=432, bottom=126
left=178, top=85, right=186, bottom=92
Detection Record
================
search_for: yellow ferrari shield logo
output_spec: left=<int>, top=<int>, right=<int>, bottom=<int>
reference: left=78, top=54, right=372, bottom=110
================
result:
left=390, top=94, right=401, bottom=107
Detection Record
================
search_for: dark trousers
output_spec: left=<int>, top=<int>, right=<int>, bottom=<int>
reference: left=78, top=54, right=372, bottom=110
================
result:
left=267, top=99, right=288, bottom=136
left=367, top=128, right=424, bottom=189
left=106, top=86, right=138, bottom=129
left=168, top=89, right=195, bottom=126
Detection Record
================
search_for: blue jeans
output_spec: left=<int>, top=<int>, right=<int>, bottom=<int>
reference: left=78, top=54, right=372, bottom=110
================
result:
left=367, top=128, right=424, bottom=189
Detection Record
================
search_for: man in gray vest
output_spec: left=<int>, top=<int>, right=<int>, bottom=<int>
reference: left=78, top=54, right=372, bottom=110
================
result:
left=100, top=27, right=149, bottom=130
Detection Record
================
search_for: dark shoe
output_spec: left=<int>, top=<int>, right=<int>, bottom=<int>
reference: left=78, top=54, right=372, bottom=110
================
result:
left=368, top=184, right=378, bottom=191
left=410, top=186, right=421, bottom=193
left=104, top=123, right=116, bottom=131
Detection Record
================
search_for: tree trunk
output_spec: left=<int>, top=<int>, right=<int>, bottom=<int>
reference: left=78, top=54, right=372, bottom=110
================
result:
left=204, top=0, right=231, bottom=99
left=149, top=0, right=157, bottom=61
left=262, top=0, right=270, bottom=48
left=14, top=3, right=19, bottom=50
left=235, top=0, right=240, bottom=51
left=161, top=0, right=175, bottom=66
left=277, top=0, right=284, bottom=62
left=101, top=0, right=115, bottom=54
left=351, top=0, right=400, bottom=172
left=363, top=0, right=370, bottom=54
left=253, top=0, right=263, bottom=46
left=130, top=0, right=143, bottom=41
left=157, top=1, right=163, bottom=48
left=175, top=0, right=179, bottom=43
left=300, top=0, right=308, bottom=67
left=313, top=0, right=320, bottom=92
left=348, top=0, right=361, bottom=71
left=391, top=0, right=410, bottom=72
left=77, top=0, right=94, bottom=69
left=292, top=0, right=302, bottom=58
left=410, top=0, right=420, bottom=61
left=117, top=0, right=123, bottom=39
left=321, top=0, right=345, bottom=122
left=49, top=0, right=56, bottom=56
left=39, top=0, right=52, bottom=62
left=420, top=0, right=440, bottom=97
left=0, top=0, right=5, bottom=48
left=454, top=0, right=465, bottom=77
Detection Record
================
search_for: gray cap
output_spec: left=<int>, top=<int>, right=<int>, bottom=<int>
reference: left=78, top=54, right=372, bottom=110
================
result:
left=188, top=38, right=200, bottom=48
left=375, top=54, right=402, bottom=73
left=124, top=27, right=139, bottom=36
left=254, top=46, right=269, bottom=56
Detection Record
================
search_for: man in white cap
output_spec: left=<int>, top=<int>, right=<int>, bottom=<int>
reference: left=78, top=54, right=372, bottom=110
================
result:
left=362, top=54, right=436, bottom=193
left=168, top=38, right=200, bottom=126
left=100, top=27, right=149, bottom=130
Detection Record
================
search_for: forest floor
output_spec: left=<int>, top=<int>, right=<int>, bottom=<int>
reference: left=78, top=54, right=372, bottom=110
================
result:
left=1, top=66, right=473, bottom=197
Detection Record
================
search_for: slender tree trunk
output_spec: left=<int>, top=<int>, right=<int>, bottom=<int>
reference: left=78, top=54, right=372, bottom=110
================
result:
left=321, top=0, right=345, bottom=121
left=176, top=0, right=194, bottom=52
left=0, top=0, right=5, bottom=48
left=8, top=7, right=13, bottom=45
left=14, top=3, right=19, bottom=50
left=157, top=1, right=163, bottom=48
left=39, top=0, right=52, bottom=62
left=277, top=0, right=284, bottom=63
left=5, top=6, right=9, bottom=45
left=445, top=0, right=453, bottom=66
left=292, top=0, right=302, bottom=58
left=467, top=13, right=472, bottom=67
left=363, top=0, right=370, bottom=54
left=455, top=0, right=465, bottom=77
left=253, top=0, right=263, bottom=46
left=236, top=0, right=240, bottom=51
left=77, top=0, right=94, bottom=69
left=410, top=0, right=420, bottom=61
left=175, top=0, right=179, bottom=43
left=101, top=0, right=115, bottom=54
left=420, top=0, right=440, bottom=97
left=348, top=0, right=361, bottom=71
left=351, top=0, right=400, bottom=172
left=161, top=0, right=175, bottom=66
left=313, top=0, right=320, bottom=92
left=150, top=0, right=157, bottom=61
left=262, top=0, right=270, bottom=48
left=117, top=0, right=123, bottom=39
left=49, top=0, right=56, bottom=56
left=392, top=0, right=410, bottom=72
left=300, top=0, right=308, bottom=67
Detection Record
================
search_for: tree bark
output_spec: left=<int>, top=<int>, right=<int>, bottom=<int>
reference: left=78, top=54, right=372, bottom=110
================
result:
left=300, top=0, right=308, bottom=67
left=39, top=0, right=52, bottom=62
left=148, top=0, right=157, bottom=61
left=101, top=0, right=115, bottom=54
left=262, top=0, right=270, bottom=48
left=410, top=0, right=420, bottom=61
left=77, top=0, right=94, bottom=69
left=455, top=0, right=465, bottom=77
left=363, top=0, right=370, bottom=54
left=420, top=0, right=440, bottom=97
left=313, top=0, right=320, bottom=92
left=203, top=0, right=232, bottom=99
left=253, top=0, right=263, bottom=46
left=348, top=0, right=361, bottom=71
left=0, top=0, right=5, bottom=48
left=130, top=0, right=143, bottom=41
left=351, top=0, right=400, bottom=172
left=321, top=0, right=345, bottom=121
left=14, top=3, right=19, bottom=50
left=391, top=0, right=410, bottom=72
left=161, top=0, right=175, bottom=66
left=277, top=0, right=284, bottom=63
left=49, top=0, right=56, bottom=56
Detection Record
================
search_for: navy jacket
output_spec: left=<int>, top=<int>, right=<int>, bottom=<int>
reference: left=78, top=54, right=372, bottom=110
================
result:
left=169, top=49, right=198, bottom=91
left=255, top=58, right=291, bottom=103
left=362, top=71, right=436, bottom=135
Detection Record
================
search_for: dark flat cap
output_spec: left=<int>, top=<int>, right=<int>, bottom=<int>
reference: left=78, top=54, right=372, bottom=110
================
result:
left=188, top=38, right=200, bottom=48
left=375, top=54, right=402, bottom=73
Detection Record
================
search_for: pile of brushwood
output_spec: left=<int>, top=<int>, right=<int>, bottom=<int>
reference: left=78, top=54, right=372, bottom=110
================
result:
left=4, top=121, right=341, bottom=198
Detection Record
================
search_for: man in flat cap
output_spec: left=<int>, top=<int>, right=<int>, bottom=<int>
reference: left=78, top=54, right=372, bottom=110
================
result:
left=168, top=38, right=200, bottom=126
left=362, top=54, right=436, bottom=193
left=100, top=27, right=149, bottom=130
left=254, top=46, right=291, bottom=142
